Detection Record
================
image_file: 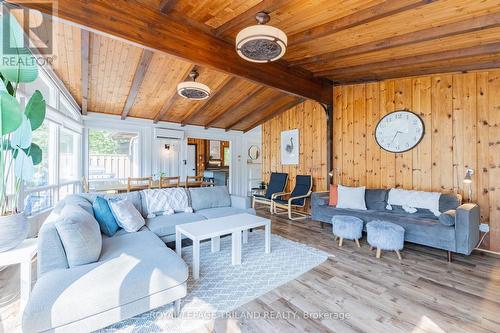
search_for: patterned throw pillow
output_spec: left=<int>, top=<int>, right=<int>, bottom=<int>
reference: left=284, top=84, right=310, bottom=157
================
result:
left=108, top=199, right=145, bottom=232
left=143, top=189, right=175, bottom=218
left=162, top=188, right=193, bottom=213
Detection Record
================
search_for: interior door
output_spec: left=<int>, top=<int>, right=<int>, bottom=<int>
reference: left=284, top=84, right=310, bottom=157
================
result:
left=159, top=139, right=179, bottom=177
left=187, top=144, right=197, bottom=176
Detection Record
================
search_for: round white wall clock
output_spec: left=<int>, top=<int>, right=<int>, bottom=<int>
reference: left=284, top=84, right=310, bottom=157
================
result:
left=375, top=110, right=424, bottom=153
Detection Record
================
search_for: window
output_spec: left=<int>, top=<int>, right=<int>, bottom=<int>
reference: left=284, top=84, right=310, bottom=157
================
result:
left=88, top=129, right=139, bottom=182
left=224, top=147, right=230, bottom=167
left=60, top=128, right=80, bottom=182
left=24, top=121, right=83, bottom=215
left=26, top=122, right=50, bottom=188
left=24, top=121, right=53, bottom=215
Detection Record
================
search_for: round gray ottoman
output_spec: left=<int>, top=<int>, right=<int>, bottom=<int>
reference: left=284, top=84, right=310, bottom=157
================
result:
left=331, top=215, right=363, bottom=247
left=366, top=220, right=405, bottom=260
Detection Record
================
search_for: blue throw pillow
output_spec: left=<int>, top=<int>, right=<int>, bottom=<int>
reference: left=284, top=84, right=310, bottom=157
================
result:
left=92, top=196, right=120, bottom=237
left=438, top=209, right=456, bottom=226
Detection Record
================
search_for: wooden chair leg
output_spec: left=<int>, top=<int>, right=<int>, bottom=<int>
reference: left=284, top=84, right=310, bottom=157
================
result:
left=395, top=250, right=402, bottom=260
left=338, top=237, right=343, bottom=247
left=355, top=239, right=361, bottom=248
left=376, top=247, right=381, bottom=259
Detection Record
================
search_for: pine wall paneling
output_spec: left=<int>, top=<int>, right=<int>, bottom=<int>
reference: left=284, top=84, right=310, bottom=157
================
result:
left=261, top=100, right=328, bottom=209
left=333, top=70, right=500, bottom=252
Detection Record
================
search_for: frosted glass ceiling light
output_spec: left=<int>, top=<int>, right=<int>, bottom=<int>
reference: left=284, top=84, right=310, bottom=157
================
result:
left=177, top=70, right=211, bottom=100
left=236, top=12, right=287, bottom=63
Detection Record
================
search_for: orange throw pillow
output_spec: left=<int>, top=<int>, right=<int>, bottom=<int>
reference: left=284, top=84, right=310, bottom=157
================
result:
left=329, top=184, right=338, bottom=206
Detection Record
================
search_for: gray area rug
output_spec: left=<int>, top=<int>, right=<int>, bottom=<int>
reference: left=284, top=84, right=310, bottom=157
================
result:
left=100, top=231, right=329, bottom=332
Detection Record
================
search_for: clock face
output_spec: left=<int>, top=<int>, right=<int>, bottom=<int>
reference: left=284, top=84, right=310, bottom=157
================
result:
left=375, top=110, right=424, bottom=153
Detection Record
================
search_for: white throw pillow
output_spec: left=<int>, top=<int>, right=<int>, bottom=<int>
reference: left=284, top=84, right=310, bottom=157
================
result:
left=336, top=185, right=367, bottom=210
left=143, top=189, right=175, bottom=218
left=109, top=199, right=145, bottom=232
left=162, top=187, right=193, bottom=213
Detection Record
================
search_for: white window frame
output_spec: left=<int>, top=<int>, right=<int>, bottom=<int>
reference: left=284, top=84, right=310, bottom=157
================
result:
left=15, top=68, right=84, bottom=217
left=84, top=126, right=142, bottom=184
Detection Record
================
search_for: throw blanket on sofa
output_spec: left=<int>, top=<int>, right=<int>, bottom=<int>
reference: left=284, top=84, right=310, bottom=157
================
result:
left=143, top=189, right=175, bottom=218
left=386, top=188, right=441, bottom=217
left=161, top=187, right=193, bottom=213
left=143, top=188, right=193, bottom=218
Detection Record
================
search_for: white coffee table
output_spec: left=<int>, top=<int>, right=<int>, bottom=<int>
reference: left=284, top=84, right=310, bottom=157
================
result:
left=175, top=213, right=271, bottom=279
left=0, top=238, right=37, bottom=313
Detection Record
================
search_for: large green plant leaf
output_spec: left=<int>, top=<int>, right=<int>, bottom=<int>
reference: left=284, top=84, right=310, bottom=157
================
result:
left=24, top=90, right=45, bottom=130
left=14, top=148, right=34, bottom=181
left=0, top=12, right=38, bottom=83
left=23, top=143, right=42, bottom=165
left=0, top=91, right=22, bottom=135
left=11, top=114, right=31, bottom=149
left=0, top=73, right=15, bottom=95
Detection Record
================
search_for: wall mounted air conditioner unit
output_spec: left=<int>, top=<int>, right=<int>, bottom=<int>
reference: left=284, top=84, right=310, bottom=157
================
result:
left=154, top=128, right=184, bottom=140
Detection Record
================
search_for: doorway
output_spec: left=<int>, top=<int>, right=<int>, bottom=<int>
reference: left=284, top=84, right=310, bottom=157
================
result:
left=159, top=139, right=180, bottom=177
left=187, top=144, right=197, bottom=176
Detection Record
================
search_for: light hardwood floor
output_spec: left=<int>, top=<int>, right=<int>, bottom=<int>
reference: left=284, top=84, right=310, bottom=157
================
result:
left=1, top=208, right=499, bottom=333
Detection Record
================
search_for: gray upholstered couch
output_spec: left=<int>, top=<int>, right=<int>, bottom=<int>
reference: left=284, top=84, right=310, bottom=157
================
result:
left=311, top=189, right=480, bottom=256
left=23, top=186, right=253, bottom=332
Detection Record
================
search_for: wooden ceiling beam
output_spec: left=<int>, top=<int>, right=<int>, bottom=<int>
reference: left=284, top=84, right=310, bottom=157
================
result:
left=316, top=42, right=500, bottom=77
left=80, top=29, right=89, bottom=115
left=180, top=76, right=239, bottom=126
left=290, top=12, right=500, bottom=67
left=153, top=65, right=196, bottom=124
left=225, top=93, right=287, bottom=131
left=121, top=50, right=153, bottom=119
left=333, top=60, right=500, bottom=84
left=204, top=86, right=267, bottom=129
left=214, top=0, right=289, bottom=37
left=159, top=0, right=176, bottom=14
left=243, top=98, right=305, bottom=133
left=289, top=0, right=435, bottom=45
left=13, top=0, right=332, bottom=105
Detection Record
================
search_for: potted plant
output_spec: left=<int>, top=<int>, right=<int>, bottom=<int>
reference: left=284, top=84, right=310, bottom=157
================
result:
left=0, top=13, right=46, bottom=251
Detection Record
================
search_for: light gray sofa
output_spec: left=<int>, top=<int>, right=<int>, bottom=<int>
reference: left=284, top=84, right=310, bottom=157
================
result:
left=23, top=186, right=253, bottom=332
left=311, top=189, right=480, bottom=257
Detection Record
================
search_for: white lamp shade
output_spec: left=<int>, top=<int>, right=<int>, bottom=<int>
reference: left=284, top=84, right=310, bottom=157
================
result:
left=236, top=24, right=287, bottom=63
left=177, top=81, right=211, bottom=100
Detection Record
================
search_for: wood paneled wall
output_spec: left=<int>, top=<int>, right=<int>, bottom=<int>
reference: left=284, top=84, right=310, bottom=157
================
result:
left=333, top=70, right=500, bottom=252
left=187, top=138, right=206, bottom=175
left=187, top=138, right=230, bottom=175
left=262, top=100, right=328, bottom=198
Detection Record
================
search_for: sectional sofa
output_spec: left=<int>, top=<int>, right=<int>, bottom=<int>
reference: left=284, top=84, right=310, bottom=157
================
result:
left=23, top=186, right=254, bottom=333
left=311, top=189, right=480, bottom=257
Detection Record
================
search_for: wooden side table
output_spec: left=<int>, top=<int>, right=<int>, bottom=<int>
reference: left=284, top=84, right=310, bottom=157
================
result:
left=0, top=238, right=38, bottom=313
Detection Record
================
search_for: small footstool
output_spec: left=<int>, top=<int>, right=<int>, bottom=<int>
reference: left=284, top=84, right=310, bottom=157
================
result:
left=331, top=215, right=363, bottom=247
left=366, top=220, right=405, bottom=260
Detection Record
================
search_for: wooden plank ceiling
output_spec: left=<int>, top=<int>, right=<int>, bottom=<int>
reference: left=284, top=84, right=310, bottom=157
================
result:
left=9, top=0, right=500, bottom=131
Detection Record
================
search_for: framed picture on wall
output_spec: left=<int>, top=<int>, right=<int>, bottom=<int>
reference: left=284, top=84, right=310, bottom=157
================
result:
left=281, top=129, right=299, bottom=165
left=209, top=140, right=221, bottom=159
